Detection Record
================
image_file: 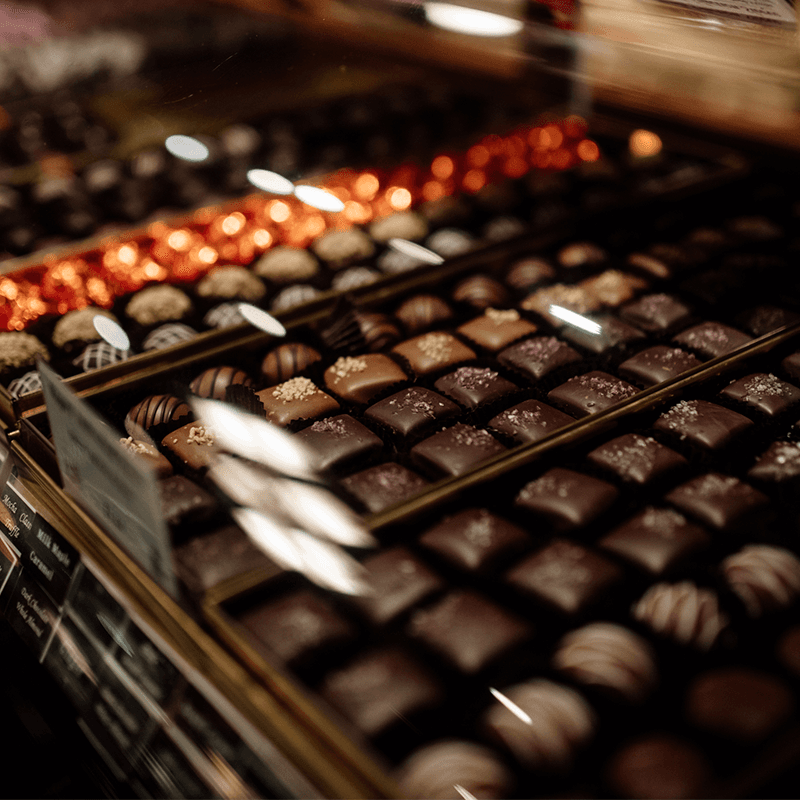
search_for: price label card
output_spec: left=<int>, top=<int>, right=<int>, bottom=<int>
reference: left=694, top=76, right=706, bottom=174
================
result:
left=38, top=361, right=176, bottom=598
left=656, top=0, right=795, bottom=25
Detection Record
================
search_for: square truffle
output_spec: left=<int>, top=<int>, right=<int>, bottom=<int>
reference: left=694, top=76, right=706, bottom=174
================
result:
left=578, top=269, right=648, bottom=307
left=498, top=336, right=582, bottom=382
left=506, top=540, right=623, bottom=615
left=339, top=463, right=429, bottom=514
left=748, top=440, right=800, bottom=484
left=587, top=434, right=687, bottom=484
left=457, top=308, right=538, bottom=352
left=323, top=354, right=407, bottom=404
left=515, top=467, right=618, bottom=530
left=653, top=399, right=753, bottom=450
left=547, top=371, right=638, bottom=417
left=618, top=346, right=702, bottom=387
left=364, top=387, right=459, bottom=440
left=407, top=591, right=532, bottom=674
left=410, top=424, right=506, bottom=478
left=419, top=508, right=530, bottom=572
left=256, top=377, right=339, bottom=427
left=391, top=332, right=476, bottom=376
left=350, top=547, right=444, bottom=624
left=173, top=524, right=283, bottom=593
left=238, top=590, right=355, bottom=666
left=598, top=507, right=710, bottom=575
left=159, top=475, right=217, bottom=528
left=293, top=415, right=382, bottom=473
left=673, top=322, right=752, bottom=359
left=781, top=351, right=800, bottom=383
left=560, top=315, right=645, bottom=355
left=520, top=283, right=602, bottom=326
left=666, top=473, right=768, bottom=530
left=434, top=366, right=518, bottom=410
left=161, top=422, right=219, bottom=471
left=488, top=399, right=574, bottom=444
left=719, top=373, right=800, bottom=417
left=319, top=648, right=442, bottom=737
left=620, top=293, right=692, bottom=333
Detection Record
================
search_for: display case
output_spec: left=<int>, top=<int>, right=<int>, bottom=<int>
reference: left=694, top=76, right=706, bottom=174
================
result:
left=1, top=1, right=800, bottom=798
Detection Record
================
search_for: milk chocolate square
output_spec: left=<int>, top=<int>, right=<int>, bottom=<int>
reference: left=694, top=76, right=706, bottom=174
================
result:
left=256, top=377, right=339, bottom=426
left=392, top=332, right=476, bottom=376
left=323, top=354, right=407, bottom=404
left=457, top=309, right=537, bottom=352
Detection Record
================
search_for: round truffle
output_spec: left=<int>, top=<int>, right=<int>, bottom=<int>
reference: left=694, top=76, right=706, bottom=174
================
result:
left=196, top=265, right=266, bottom=302
left=484, top=679, right=595, bottom=770
left=721, top=544, right=800, bottom=618
left=142, top=323, right=198, bottom=350
left=204, top=302, right=246, bottom=329
left=632, top=581, right=728, bottom=651
left=261, top=343, right=322, bottom=386
left=395, top=294, right=453, bottom=334
left=369, top=210, right=429, bottom=243
left=0, top=332, right=49, bottom=372
left=126, top=285, right=192, bottom=326
left=311, top=227, right=375, bottom=268
left=270, top=284, right=320, bottom=313
left=254, top=245, right=320, bottom=284
left=72, top=342, right=131, bottom=372
left=505, top=257, right=555, bottom=291
left=331, top=266, right=380, bottom=292
left=7, top=370, right=43, bottom=397
left=605, top=734, right=712, bottom=799
left=686, top=667, right=795, bottom=743
left=124, top=394, right=190, bottom=435
left=553, top=622, right=657, bottom=703
left=190, top=366, right=253, bottom=400
left=396, top=740, right=514, bottom=800
left=52, top=308, right=116, bottom=349
left=452, top=275, right=511, bottom=310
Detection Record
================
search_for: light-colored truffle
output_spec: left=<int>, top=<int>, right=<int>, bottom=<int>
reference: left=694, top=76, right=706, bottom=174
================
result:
left=311, top=227, right=375, bottom=267
left=369, top=210, right=428, bottom=243
left=52, top=307, right=116, bottom=348
left=196, top=266, right=266, bottom=301
left=254, top=246, right=319, bottom=283
left=0, top=332, right=49, bottom=371
left=126, top=285, right=192, bottom=326
left=721, top=544, right=800, bottom=617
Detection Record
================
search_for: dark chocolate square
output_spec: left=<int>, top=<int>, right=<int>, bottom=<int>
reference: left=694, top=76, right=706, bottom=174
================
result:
left=238, top=590, right=355, bottom=666
left=410, top=424, right=506, bottom=478
left=351, top=547, right=444, bottom=624
left=391, top=332, right=476, bottom=376
left=719, top=373, right=800, bottom=417
left=673, top=322, right=752, bottom=359
left=738, top=305, right=800, bottom=337
left=515, top=467, right=618, bottom=530
left=365, top=387, right=459, bottom=440
left=419, top=508, right=530, bottom=572
left=653, top=399, right=753, bottom=450
left=618, top=346, right=702, bottom=387
left=159, top=475, right=217, bottom=527
left=322, top=354, right=408, bottom=405
left=748, top=440, right=800, bottom=484
left=587, top=434, right=687, bottom=485
left=457, top=309, right=538, bottom=352
left=319, top=648, right=442, bottom=737
left=782, top=351, right=800, bottom=383
left=498, top=336, right=582, bottom=382
left=666, top=473, right=768, bottom=530
left=560, top=315, right=645, bottom=354
left=434, top=366, right=518, bottom=410
left=339, top=463, right=429, bottom=514
left=598, top=507, right=710, bottom=575
left=506, top=539, right=623, bottom=614
left=620, top=293, right=692, bottom=333
left=294, top=415, right=382, bottom=473
left=547, top=371, right=639, bottom=417
left=407, top=591, right=532, bottom=674
left=488, top=399, right=575, bottom=444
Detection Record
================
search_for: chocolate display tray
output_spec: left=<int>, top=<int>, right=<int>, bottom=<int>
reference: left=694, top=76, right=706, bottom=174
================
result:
left=1, top=112, right=745, bottom=426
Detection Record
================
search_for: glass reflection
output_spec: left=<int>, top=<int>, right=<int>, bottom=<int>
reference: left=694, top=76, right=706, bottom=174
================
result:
left=237, top=303, right=287, bottom=337
left=246, top=168, right=295, bottom=195
left=293, top=185, right=345, bottom=212
left=165, top=135, right=210, bottom=163
left=388, top=238, right=445, bottom=264
left=489, top=687, right=533, bottom=724
left=548, top=304, right=603, bottom=335
left=93, top=314, right=131, bottom=351
left=424, top=2, right=524, bottom=36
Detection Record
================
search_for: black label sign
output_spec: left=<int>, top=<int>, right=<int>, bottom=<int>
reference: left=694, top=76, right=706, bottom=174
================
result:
left=8, top=571, right=60, bottom=657
left=22, top=516, right=79, bottom=606
left=0, top=481, right=32, bottom=546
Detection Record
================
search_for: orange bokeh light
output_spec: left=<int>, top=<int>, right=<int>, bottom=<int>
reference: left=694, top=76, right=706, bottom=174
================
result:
left=354, top=173, right=380, bottom=201
left=269, top=201, right=291, bottom=224
left=387, top=187, right=412, bottom=210
left=629, top=129, right=663, bottom=158
left=431, top=155, right=454, bottom=181
left=167, top=230, right=192, bottom=251
left=466, top=145, right=491, bottom=169
left=344, top=201, right=371, bottom=224
left=502, top=157, right=529, bottom=179
left=198, top=246, right=218, bottom=265
left=252, top=229, right=273, bottom=248
left=117, top=244, right=138, bottom=266
left=462, top=169, right=486, bottom=193
left=143, top=260, right=166, bottom=280
left=550, top=149, right=572, bottom=170
left=422, top=180, right=446, bottom=202
left=221, top=212, right=245, bottom=236
left=576, top=139, right=600, bottom=162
